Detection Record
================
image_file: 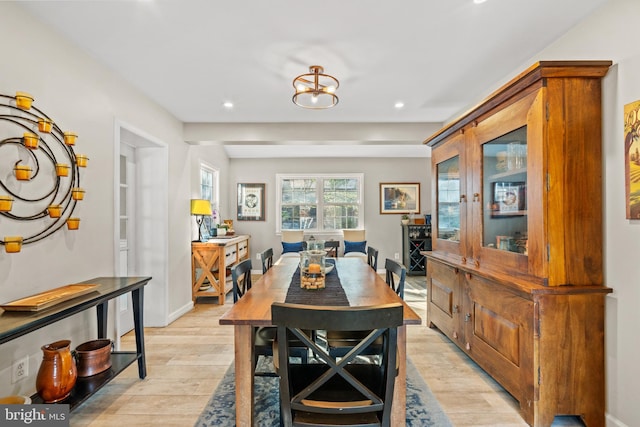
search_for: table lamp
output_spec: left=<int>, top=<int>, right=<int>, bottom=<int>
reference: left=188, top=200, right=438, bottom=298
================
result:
left=190, top=199, right=212, bottom=242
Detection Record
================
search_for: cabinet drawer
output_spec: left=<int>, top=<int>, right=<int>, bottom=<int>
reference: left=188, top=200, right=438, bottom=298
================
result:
left=225, top=245, right=238, bottom=264
left=464, top=274, right=534, bottom=403
left=238, top=240, right=248, bottom=259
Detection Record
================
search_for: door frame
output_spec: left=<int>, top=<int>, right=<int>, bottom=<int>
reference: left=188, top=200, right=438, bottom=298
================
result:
left=114, top=120, right=169, bottom=345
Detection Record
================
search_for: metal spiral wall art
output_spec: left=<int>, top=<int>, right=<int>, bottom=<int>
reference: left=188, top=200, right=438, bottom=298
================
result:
left=0, top=91, right=88, bottom=253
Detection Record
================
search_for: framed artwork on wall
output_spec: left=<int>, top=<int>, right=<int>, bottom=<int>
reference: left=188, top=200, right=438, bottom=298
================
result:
left=379, top=183, right=420, bottom=214
left=237, top=183, right=265, bottom=221
left=625, top=99, right=640, bottom=219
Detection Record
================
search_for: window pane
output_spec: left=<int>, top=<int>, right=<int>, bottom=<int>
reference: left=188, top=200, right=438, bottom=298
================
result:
left=279, top=175, right=361, bottom=231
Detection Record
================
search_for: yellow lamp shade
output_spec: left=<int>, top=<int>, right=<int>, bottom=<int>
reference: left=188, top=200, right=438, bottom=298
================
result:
left=38, top=118, right=53, bottom=133
left=66, top=218, right=80, bottom=230
left=190, top=199, right=212, bottom=216
left=75, top=154, right=89, bottom=167
left=71, top=188, right=85, bottom=200
left=63, top=132, right=77, bottom=146
left=48, top=204, right=62, bottom=218
left=15, top=91, right=33, bottom=110
left=4, top=236, right=23, bottom=253
left=55, top=163, right=70, bottom=177
left=0, top=195, right=13, bottom=212
left=23, top=133, right=39, bottom=149
left=14, top=164, right=31, bottom=181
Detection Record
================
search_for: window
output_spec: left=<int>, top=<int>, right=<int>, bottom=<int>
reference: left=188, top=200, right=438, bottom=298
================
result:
left=200, top=164, right=219, bottom=232
left=276, top=173, right=363, bottom=232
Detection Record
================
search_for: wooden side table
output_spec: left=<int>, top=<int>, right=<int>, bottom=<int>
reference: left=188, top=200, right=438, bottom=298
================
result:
left=191, top=235, right=250, bottom=304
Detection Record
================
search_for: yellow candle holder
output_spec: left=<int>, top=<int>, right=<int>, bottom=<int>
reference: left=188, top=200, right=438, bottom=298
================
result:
left=66, top=218, right=80, bottom=230
left=63, top=132, right=77, bottom=146
left=15, top=91, right=33, bottom=110
left=48, top=204, right=62, bottom=218
left=75, top=154, right=89, bottom=167
left=14, top=164, right=32, bottom=181
left=23, top=132, right=39, bottom=149
left=55, top=163, right=70, bottom=177
left=71, top=188, right=85, bottom=200
left=38, top=118, right=53, bottom=133
left=4, top=236, right=23, bottom=253
left=0, top=195, right=13, bottom=212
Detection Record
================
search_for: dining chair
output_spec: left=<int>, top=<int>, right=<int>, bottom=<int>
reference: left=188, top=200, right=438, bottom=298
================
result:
left=324, top=240, right=340, bottom=258
left=259, top=247, right=274, bottom=274
left=271, top=302, right=403, bottom=427
left=384, top=258, right=406, bottom=299
left=367, top=246, right=379, bottom=271
left=231, top=259, right=308, bottom=377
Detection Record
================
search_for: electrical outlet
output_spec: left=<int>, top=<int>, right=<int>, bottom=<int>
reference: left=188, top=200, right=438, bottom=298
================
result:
left=12, top=356, right=28, bottom=383
left=394, top=253, right=400, bottom=260
left=256, top=253, right=261, bottom=260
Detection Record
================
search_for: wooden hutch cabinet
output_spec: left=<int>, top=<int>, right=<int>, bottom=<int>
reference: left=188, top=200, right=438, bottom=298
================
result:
left=424, top=61, right=613, bottom=427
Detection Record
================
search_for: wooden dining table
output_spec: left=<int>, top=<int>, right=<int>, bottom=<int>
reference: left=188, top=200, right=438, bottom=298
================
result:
left=219, top=257, right=422, bottom=427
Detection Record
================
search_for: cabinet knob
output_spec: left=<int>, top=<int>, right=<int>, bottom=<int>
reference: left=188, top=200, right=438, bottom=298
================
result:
left=459, top=194, right=467, bottom=203
left=453, top=304, right=459, bottom=313
left=473, top=193, right=480, bottom=202
left=453, top=331, right=458, bottom=339
left=465, top=272, right=472, bottom=280
left=466, top=342, right=471, bottom=351
left=465, top=313, right=471, bottom=322
left=474, top=260, right=480, bottom=268
left=461, top=257, right=467, bottom=264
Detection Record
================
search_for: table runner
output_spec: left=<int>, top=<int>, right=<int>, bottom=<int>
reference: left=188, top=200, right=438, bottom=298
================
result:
left=285, top=259, right=349, bottom=306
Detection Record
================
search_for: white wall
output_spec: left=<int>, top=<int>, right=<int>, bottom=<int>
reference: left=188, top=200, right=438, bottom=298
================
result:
left=0, top=3, right=191, bottom=395
left=473, top=0, right=640, bottom=425
left=227, top=157, right=431, bottom=270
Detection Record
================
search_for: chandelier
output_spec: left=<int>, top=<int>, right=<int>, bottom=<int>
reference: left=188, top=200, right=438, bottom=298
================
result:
left=292, top=65, right=339, bottom=109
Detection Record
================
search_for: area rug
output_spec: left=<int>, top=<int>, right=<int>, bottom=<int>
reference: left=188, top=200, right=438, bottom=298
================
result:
left=195, top=357, right=452, bottom=427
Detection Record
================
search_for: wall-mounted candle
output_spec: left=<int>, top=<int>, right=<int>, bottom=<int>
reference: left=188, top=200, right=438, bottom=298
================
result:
left=0, top=195, right=13, bottom=212
left=15, top=91, right=33, bottom=110
left=63, top=132, right=77, bottom=146
left=4, top=236, right=23, bottom=253
left=38, top=118, right=53, bottom=133
left=55, top=163, right=70, bottom=177
left=48, top=204, right=62, bottom=218
left=71, top=187, right=85, bottom=200
left=75, top=154, right=89, bottom=167
left=66, top=218, right=80, bottom=230
left=23, top=132, right=39, bottom=149
left=14, top=164, right=31, bottom=180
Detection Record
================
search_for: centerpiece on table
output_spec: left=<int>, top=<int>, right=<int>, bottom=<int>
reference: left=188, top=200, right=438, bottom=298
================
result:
left=300, top=248, right=326, bottom=290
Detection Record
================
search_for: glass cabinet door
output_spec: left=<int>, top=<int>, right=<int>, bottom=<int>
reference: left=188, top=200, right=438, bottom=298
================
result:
left=481, top=126, right=528, bottom=255
left=437, top=156, right=461, bottom=242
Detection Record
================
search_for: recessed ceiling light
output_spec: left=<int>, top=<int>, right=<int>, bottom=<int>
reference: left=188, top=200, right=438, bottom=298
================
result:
left=394, top=102, right=405, bottom=109
left=473, top=0, right=487, bottom=4
left=223, top=101, right=234, bottom=109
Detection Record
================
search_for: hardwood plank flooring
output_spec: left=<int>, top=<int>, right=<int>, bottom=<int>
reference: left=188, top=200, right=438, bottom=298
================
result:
left=70, top=276, right=583, bottom=426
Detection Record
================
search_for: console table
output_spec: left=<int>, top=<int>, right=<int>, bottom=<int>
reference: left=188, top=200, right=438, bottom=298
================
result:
left=191, top=235, right=250, bottom=304
left=0, top=276, right=151, bottom=411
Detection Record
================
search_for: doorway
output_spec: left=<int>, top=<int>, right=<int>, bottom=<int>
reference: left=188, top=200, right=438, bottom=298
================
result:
left=114, top=121, right=169, bottom=344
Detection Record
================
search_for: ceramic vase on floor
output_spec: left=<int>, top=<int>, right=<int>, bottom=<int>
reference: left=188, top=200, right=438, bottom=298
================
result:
left=36, top=339, right=77, bottom=403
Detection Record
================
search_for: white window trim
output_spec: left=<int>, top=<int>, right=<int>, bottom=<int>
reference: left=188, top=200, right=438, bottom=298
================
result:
left=276, top=173, right=364, bottom=233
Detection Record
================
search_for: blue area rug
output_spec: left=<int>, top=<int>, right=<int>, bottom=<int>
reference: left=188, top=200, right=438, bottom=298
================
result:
left=195, top=357, right=452, bottom=426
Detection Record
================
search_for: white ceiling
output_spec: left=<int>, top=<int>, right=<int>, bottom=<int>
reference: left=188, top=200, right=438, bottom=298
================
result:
left=16, top=0, right=608, bottom=157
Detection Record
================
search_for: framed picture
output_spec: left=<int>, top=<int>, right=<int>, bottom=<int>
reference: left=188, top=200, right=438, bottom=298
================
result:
left=625, top=99, right=640, bottom=219
left=491, top=181, right=526, bottom=217
left=379, top=183, right=420, bottom=214
left=237, top=183, right=265, bottom=221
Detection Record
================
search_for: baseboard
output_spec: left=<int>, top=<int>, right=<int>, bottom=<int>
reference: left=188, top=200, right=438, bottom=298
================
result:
left=169, top=300, right=194, bottom=324
left=607, top=413, right=629, bottom=427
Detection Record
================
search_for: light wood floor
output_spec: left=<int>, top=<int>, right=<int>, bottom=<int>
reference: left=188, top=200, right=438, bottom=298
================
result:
left=70, top=276, right=583, bottom=427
